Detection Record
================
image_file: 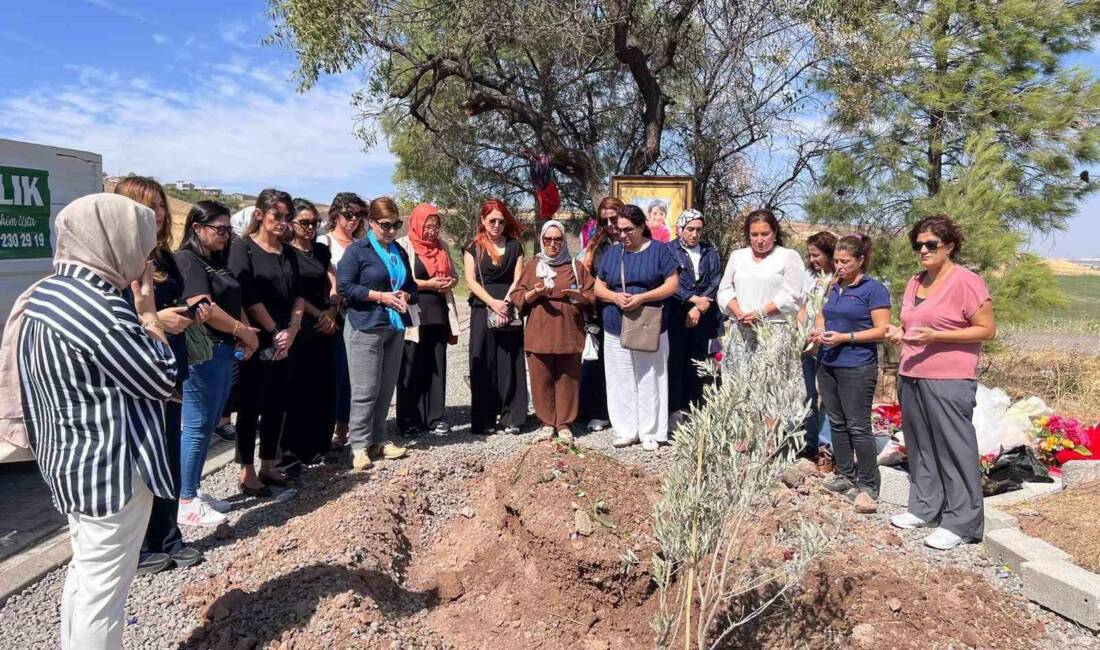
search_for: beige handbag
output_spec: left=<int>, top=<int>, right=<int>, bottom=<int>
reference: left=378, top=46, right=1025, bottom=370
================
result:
left=618, top=249, right=661, bottom=352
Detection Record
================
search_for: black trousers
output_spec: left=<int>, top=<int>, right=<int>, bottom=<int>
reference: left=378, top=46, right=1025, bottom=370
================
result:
left=666, top=316, right=712, bottom=414
left=818, top=363, right=879, bottom=492
left=468, top=305, right=528, bottom=432
left=141, top=401, right=183, bottom=557
left=282, top=333, right=336, bottom=465
left=397, top=323, right=449, bottom=433
left=235, top=353, right=291, bottom=464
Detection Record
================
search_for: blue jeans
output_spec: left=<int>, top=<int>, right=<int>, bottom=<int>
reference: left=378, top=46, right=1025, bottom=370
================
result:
left=180, top=344, right=235, bottom=500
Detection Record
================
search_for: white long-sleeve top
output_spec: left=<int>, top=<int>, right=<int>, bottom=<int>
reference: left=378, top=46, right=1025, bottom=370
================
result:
left=716, top=246, right=805, bottom=322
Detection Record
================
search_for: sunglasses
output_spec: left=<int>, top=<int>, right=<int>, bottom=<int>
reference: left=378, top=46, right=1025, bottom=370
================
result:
left=912, top=240, right=941, bottom=252
left=341, top=213, right=363, bottom=221
left=270, top=211, right=293, bottom=221
left=486, top=219, right=506, bottom=226
left=199, top=224, right=232, bottom=237
left=542, top=236, right=564, bottom=244
left=374, top=220, right=403, bottom=232
left=293, top=220, right=318, bottom=229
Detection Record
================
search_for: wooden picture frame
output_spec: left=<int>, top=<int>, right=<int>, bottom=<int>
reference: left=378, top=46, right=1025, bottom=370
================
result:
left=610, top=175, right=694, bottom=242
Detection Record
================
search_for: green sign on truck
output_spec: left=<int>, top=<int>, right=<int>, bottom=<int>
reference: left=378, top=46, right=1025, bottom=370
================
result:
left=0, top=165, right=52, bottom=260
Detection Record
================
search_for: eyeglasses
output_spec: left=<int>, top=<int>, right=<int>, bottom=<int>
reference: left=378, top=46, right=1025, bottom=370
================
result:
left=912, top=240, right=941, bottom=252
left=199, top=224, right=232, bottom=237
left=374, top=220, right=403, bottom=232
left=619, top=226, right=637, bottom=235
left=293, top=220, right=318, bottom=229
left=542, top=236, right=564, bottom=244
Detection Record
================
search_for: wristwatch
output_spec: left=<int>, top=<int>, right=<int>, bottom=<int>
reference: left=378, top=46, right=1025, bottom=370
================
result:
left=849, top=332, right=856, bottom=344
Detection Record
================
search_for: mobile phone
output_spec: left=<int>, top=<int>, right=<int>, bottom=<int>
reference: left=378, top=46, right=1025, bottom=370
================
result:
left=184, top=297, right=211, bottom=318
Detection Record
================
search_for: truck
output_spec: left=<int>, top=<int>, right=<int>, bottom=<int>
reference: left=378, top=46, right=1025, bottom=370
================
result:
left=0, top=138, right=103, bottom=462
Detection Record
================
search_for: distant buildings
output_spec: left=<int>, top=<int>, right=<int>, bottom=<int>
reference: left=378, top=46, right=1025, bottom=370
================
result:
left=166, top=181, right=222, bottom=196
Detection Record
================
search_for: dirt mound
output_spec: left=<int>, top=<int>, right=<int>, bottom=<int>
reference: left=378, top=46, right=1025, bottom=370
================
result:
left=405, top=443, right=664, bottom=649
left=176, top=446, right=1047, bottom=649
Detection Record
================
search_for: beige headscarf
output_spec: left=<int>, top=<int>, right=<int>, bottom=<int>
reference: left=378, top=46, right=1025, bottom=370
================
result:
left=0, top=193, right=157, bottom=449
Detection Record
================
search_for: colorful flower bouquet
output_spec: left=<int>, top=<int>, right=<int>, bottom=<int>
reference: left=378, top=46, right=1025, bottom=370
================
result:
left=1031, top=415, right=1099, bottom=466
left=872, top=404, right=902, bottom=437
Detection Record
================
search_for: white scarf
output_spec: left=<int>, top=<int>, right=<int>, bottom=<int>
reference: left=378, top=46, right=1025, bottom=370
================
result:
left=535, top=220, right=571, bottom=289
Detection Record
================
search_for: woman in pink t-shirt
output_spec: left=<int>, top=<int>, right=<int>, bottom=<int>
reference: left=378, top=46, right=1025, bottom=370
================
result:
left=884, top=214, right=996, bottom=551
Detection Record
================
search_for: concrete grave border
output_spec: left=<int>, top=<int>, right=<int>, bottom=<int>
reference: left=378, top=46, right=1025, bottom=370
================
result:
left=880, top=462, right=1100, bottom=630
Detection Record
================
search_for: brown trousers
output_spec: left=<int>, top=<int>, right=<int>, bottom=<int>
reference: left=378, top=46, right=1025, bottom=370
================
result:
left=527, top=352, right=582, bottom=430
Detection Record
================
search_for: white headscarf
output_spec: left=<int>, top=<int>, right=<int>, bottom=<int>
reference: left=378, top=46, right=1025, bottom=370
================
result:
left=535, top=220, right=571, bottom=288
left=0, top=193, right=157, bottom=449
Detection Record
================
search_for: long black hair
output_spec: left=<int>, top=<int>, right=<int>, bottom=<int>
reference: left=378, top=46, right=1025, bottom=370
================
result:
left=179, top=200, right=233, bottom=264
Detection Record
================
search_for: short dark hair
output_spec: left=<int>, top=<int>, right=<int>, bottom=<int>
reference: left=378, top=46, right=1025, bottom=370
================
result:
left=293, top=198, right=317, bottom=216
left=327, top=192, right=368, bottom=236
left=909, top=214, right=964, bottom=259
left=805, top=231, right=837, bottom=261
left=617, top=204, right=651, bottom=239
left=835, top=234, right=873, bottom=270
left=742, top=208, right=784, bottom=247
left=179, top=200, right=232, bottom=263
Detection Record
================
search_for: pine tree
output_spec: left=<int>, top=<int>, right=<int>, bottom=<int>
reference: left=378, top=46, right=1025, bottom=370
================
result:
left=807, top=0, right=1100, bottom=318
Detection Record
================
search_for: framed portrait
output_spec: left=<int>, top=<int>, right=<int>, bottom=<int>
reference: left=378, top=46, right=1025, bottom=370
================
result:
left=610, top=175, right=694, bottom=243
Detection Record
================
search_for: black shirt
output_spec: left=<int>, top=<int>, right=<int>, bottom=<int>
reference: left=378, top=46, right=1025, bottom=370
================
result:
left=152, top=253, right=188, bottom=381
left=293, top=241, right=333, bottom=312
left=176, top=248, right=244, bottom=346
left=465, top=238, right=522, bottom=307
left=412, top=257, right=448, bottom=326
left=228, top=237, right=300, bottom=329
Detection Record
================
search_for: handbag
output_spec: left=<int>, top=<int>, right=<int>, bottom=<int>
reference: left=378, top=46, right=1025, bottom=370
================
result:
left=184, top=322, right=214, bottom=365
left=582, top=331, right=600, bottom=361
left=477, top=247, right=523, bottom=330
left=618, top=248, right=662, bottom=352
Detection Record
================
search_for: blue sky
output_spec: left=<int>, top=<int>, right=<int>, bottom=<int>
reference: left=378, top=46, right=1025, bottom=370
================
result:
left=0, top=1, right=1095, bottom=257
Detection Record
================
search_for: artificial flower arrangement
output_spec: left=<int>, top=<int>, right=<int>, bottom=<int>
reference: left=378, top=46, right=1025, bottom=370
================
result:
left=1032, top=415, right=1098, bottom=466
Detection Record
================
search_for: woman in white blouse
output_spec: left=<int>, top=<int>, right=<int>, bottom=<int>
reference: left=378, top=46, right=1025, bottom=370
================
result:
left=716, top=209, right=805, bottom=360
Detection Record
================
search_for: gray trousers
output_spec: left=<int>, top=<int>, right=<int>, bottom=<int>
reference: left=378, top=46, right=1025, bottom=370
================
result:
left=345, top=327, right=404, bottom=449
left=899, top=376, right=984, bottom=540
left=818, top=363, right=879, bottom=493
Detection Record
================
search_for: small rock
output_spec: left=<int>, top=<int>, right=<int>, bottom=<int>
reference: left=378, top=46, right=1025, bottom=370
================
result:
left=850, top=623, right=876, bottom=648
left=853, top=492, right=877, bottom=514
left=575, top=509, right=596, bottom=536
left=461, top=506, right=476, bottom=519
left=433, top=571, right=465, bottom=601
left=884, top=531, right=903, bottom=546
left=794, top=458, right=817, bottom=476
left=583, top=612, right=600, bottom=630
left=779, top=468, right=802, bottom=489
left=887, top=597, right=901, bottom=613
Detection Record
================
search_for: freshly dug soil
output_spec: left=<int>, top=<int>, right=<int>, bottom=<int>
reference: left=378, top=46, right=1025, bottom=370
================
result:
left=1008, top=480, right=1100, bottom=574
left=178, top=443, right=1046, bottom=649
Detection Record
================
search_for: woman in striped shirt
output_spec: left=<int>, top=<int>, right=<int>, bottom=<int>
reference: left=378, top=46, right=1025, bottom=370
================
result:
left=16, top=193, right=178, bottom=648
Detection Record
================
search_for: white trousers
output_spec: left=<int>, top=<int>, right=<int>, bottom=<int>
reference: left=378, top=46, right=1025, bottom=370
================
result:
left=62, top=476, right=153, bottom=650
left=604, top=331, right=669, bottom=443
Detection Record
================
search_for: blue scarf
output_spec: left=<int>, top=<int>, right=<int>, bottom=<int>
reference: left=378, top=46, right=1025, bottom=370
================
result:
left=366, top=230, right=407, bottom=331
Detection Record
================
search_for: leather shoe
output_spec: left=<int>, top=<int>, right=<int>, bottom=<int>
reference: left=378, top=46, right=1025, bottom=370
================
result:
left=136, top=553, right=172, bottom=575
left=240, top=482, right=273, bottom=498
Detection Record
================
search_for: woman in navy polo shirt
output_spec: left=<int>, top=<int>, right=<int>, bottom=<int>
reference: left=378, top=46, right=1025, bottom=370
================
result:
left=812, top=235, right=891, bottom=503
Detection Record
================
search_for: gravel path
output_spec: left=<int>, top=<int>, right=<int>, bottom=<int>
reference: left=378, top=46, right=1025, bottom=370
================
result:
left=0, top=303, right=1095, bottom=648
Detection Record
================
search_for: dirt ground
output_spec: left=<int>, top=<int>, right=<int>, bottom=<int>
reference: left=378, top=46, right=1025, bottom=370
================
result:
left=177, top=442, right=1046, bottom=649
left=1008, top=480, right=1100, bottom=574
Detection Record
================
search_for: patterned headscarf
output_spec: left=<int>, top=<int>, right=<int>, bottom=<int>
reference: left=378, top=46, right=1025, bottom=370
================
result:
left=677, top=209, right=704, bottom=233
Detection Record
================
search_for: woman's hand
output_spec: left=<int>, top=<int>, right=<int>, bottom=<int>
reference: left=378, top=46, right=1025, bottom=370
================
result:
left=236, top=323, right=260, bottom=351
left=809, top=328, right=824, bottom=345
left=885, top=324, right=904, bottom=346
left=621, top=294, right=644, bottom=312
left=727, top=301, right=744, bottom=321
left=315, top=308, right=338, bottom=335
left=903, top=326, right=937, bottom=344
left=193, top=302, right=213, bottom=324
left=685, top=306, right=700, bottom=328
left=379, top=292, right=409, bottom=313
left=820, top=330, right=847, bottom=346
left=612, top=293, right=632, bottom=310
left=738, top=310, right=760, bottom=326
left=690, top=296, right=712, bottom=313
left=131, top=262, right=158, bottom=319
left=561, top=288, right=583, bottom=302
left=488, top=298, right=510, bottom=319
left=157, top=307, right=194, bottom=335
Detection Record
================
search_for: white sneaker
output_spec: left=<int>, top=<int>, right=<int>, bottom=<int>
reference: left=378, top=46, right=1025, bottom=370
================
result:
left=587, top=419, right=610, bottom=432
left=196, top=489, right=231, bottom=514
left=535, top=426, right=555, bottom=441
left=641, top=440, right=659, bottom=452
left=177, top=499, right=227, bottom=528
left=923, top=527, right=965, bottom=550
left=557, top=428, right=574, bottom=444
left=612, top=434, right=639, bottom=448
left=890, top=512, right=931, bottom=529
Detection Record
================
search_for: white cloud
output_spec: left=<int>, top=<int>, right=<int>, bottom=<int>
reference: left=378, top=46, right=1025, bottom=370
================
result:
left=84, top=0, right=157, bottom=25
left=152, top=33, right=169, bottom=45
left=0, top=61, right=395, bottom=196
left=218, top=21, right=255, bottom=47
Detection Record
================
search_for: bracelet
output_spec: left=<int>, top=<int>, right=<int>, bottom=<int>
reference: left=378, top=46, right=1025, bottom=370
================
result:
left=232, top=321, right=241, bottom=337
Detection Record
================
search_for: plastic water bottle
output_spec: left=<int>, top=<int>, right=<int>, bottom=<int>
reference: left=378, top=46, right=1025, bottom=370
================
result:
left=234, top=349, right=245, bottom=361
left=258, top=347, right=277, bottom=362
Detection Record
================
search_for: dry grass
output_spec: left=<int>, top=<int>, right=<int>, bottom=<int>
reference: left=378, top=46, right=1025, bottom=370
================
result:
left=1007, top=481, right=1100, bottom=574
left=980, top=348, right=1100, bottom=420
